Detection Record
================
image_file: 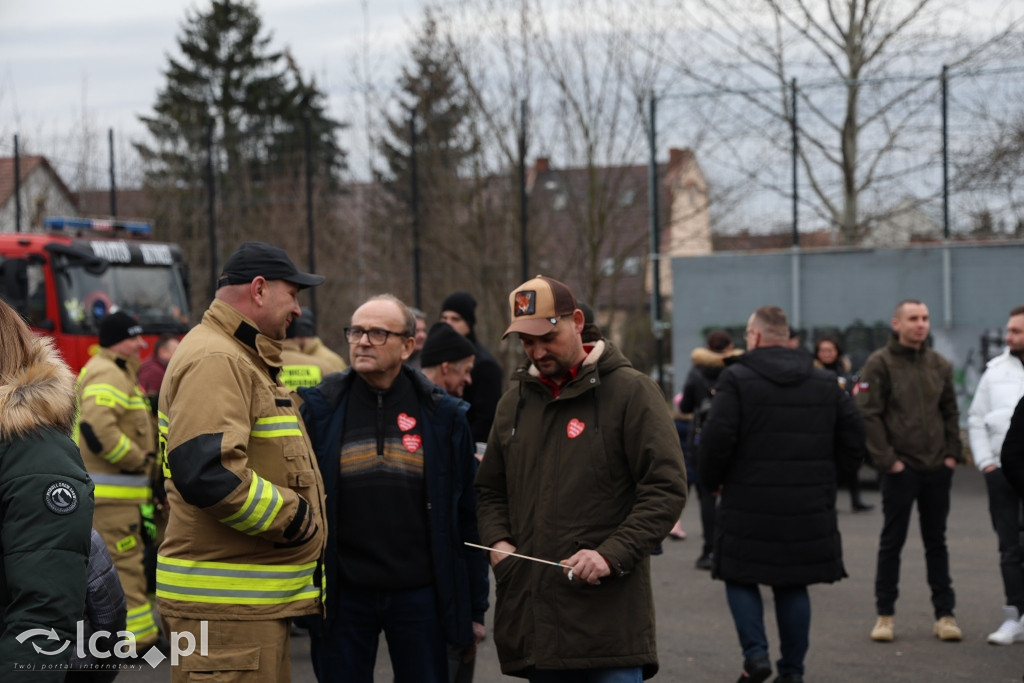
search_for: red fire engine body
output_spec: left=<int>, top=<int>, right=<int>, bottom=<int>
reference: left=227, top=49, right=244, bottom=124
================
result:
left=0, top=217, right=190, bottom=373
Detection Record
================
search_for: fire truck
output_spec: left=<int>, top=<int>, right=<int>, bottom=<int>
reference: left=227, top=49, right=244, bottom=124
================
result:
left=0, top=217, right=191, bottom=372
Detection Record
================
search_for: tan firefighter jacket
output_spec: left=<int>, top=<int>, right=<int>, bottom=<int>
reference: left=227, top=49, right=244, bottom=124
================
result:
left=76, top=349, right=156, bottom=506
left=157, top=299, right=327, bottom=620
left=280, top=341, right=337, bottom=391
left=303, top=336, right=347, bottom=373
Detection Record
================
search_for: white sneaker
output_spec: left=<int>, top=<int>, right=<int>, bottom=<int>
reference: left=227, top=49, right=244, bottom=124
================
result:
left=987, top=606, right=1024, bottom=645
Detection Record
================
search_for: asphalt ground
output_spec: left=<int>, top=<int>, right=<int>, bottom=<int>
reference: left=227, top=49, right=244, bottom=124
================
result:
left=121, top=467, right=1024, bottom=682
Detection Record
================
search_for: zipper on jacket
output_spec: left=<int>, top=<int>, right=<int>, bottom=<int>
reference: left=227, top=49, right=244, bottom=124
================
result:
left=376, top=390, right=384, bottom=456
left=511, top=383, right=525, bottom=437
left=913, top=352, right=931, bottom=449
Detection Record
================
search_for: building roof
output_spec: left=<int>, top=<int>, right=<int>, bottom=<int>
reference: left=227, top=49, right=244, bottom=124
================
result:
left=75, top=188, right=155, bottom=220
left=0, top=155, right=76, bottom=211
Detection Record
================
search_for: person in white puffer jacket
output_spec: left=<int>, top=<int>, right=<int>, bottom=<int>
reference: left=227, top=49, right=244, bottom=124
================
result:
left=968, top=305, right=1024, bottom=645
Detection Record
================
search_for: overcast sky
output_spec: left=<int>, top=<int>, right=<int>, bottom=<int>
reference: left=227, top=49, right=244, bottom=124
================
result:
left=0, top=0, right=425, bottom=182
left=2, top=0, right=1021, bottom=192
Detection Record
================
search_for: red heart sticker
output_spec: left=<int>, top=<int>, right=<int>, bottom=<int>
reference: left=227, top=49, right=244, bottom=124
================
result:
left=567, top=418, right=585, bottom=439
left=397, top=413, right=417, bottom=431
left=402, top=434, right=422, bottom=452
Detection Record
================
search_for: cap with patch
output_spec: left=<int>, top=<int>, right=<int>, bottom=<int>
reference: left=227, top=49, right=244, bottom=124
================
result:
left=503, top=275, right=577, bottom=338
left=217, top=241, right=325, bottom=290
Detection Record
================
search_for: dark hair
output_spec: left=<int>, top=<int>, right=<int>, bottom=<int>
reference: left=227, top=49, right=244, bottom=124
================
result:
left=154, top=333, right=178, bottom=355
left=814, top=335, right=844, bottom=360
left=893, top=299, right=924, bottom=318
left=705, top=329, right=732, bottom=352
left=1010, top=305, right=1024, bottom=318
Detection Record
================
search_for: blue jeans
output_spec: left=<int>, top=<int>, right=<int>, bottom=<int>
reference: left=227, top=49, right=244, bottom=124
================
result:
left=529, top=668, right=643, bottom=683
left=725, top=582, right=810, bottom=678
left=875, top=466, right=955, bottom=618
left=310, top=583, right=448, bottom=683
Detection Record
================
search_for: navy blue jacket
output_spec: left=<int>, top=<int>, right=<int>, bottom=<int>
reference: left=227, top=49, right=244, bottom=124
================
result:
left=299, top=366, right=489, bottom=647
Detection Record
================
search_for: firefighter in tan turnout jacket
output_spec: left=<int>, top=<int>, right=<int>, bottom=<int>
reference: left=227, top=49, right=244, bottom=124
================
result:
left=157, top=242, right=327, bottom=683
left=76, top=310, right=162, bottom=650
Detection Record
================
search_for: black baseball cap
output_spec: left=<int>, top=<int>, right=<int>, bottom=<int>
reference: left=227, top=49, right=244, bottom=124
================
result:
left=217, top=242, right=325, bottom=290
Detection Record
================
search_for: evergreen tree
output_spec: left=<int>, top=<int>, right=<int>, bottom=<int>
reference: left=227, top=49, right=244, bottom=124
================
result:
left=376, top=10, right=479, bottom=304
left=378, top=11, right=475, bottom=203
left=134, top=0, right=345, bottom=308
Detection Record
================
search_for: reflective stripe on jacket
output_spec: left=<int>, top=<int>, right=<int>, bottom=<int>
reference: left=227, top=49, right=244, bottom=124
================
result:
left=156, top=556, right=319, bottom=605
left=76, top=350, right=155, bottom=504
left=90, top=472, right=152, bottom=502
left=157, top=299, right=327, bottom=620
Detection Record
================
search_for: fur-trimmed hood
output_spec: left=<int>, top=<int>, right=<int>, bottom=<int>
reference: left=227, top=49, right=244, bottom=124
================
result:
left=690, top=346, right=741, bottom=369
left=523, top=340, right=613, bottom=378
left=814, top=356, right=852, bottom=374
left=0, top=337, right=77, bottom=440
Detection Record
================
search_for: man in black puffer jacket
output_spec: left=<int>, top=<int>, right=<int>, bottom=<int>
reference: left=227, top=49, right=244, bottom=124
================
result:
left=699, top=305, right=866, bottom=683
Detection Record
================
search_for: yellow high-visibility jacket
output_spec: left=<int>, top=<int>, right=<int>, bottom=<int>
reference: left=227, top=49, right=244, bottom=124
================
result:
left=280, top=341, right=337, bottom=391
left=157, top=299, right=327, bottom=620
left=76, top=349, right=155, bottom=505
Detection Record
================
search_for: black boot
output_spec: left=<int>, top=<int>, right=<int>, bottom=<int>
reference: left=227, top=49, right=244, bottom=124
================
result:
left=736, top=655, right=771, bottom=683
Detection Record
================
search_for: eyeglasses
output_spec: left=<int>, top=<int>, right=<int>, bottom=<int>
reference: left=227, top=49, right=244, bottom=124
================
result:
left=345, top=326, right=409, bottom=346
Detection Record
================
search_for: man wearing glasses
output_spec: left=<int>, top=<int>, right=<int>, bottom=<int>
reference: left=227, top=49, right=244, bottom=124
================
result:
left=299, top=294, right=489, bottom=683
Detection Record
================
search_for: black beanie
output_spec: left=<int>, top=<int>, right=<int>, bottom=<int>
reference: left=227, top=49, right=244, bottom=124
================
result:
left=421, top=322, right=476, bottom=367
left=287, top=307, right=317, bottom=338
left=440, top=291, right=477, bottom=328
left=99, top=311, right=144, bottom=348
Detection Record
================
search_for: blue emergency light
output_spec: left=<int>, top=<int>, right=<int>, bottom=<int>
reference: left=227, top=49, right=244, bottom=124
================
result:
left=44, top=216, right=153, bottom=236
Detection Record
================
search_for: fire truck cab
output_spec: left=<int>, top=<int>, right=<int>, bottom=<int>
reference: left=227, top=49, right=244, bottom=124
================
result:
left=0, top=217, right=191, bottom=372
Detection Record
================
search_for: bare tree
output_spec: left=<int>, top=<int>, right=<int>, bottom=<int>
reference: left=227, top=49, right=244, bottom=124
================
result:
left=660, top=0, right=1024, bottom=244
left=433, top=0, right=676, bottom=368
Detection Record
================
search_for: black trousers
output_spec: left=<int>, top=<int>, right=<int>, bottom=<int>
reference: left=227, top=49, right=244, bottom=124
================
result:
left=875, top=465, right=955, bottom=618
left=984, top=469, right=1024, bottom=611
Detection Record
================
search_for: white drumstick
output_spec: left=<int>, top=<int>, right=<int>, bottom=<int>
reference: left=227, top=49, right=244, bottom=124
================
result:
left=463, top=542, right=571, bottom=569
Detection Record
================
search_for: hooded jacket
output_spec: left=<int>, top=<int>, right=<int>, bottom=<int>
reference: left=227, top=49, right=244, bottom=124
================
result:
left=698, top=346, right=865, bottom=586
left=298, top=366, right=489, bottom=648
left=0, top=338, right=93, bottom=677
left=680, top=346, right=740, bottom=452
left=157, top=299, right=327, bottom=620
left=855, top=334, right=962, bottom=472
left=814, top=355, right=854, bottom=393
left=968, top=347, right=1024, bottom=472
left=475, top=340, right=687, bottom=679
